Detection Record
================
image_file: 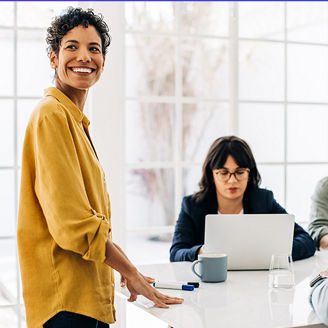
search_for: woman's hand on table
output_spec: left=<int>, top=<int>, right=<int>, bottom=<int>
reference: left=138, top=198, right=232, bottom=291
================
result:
left=124, top=269, right=184, bottom=308
left=105, top=240, right=183, bottom=308
left=120, top=272, right=154, bottom=288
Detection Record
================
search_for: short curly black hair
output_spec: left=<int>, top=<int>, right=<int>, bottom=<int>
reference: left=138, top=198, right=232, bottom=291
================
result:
left=46, top=7, right=111, bottom=56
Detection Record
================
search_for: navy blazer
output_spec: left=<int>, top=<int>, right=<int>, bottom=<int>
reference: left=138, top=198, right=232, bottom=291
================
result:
left=170, top=187, right=315, bottom=262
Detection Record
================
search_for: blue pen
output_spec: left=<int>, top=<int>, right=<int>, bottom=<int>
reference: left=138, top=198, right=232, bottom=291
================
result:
left=153, top=282, right=194, bottom=291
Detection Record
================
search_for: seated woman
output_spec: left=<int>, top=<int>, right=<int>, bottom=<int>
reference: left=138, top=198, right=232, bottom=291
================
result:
left=170, top=136, right=315, bottom=262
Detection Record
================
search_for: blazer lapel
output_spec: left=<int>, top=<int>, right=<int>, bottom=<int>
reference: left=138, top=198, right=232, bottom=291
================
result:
left=207, top=192, right=218, bottom=214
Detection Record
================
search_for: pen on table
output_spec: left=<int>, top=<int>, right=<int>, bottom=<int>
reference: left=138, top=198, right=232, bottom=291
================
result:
left=153, top=282, right=194, bottom=291
left=163, top=281, right=199, bottom=288
left=185, top=282, right=200, bottom=288
left=154, top=281, right=199, bottom=288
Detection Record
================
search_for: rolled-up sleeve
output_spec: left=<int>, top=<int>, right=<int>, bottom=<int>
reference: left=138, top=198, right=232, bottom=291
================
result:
left=34, top=108, right=109, bottom=262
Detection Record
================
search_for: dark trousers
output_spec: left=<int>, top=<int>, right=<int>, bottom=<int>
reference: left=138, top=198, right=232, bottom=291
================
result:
left=43, top=311, right=109, bottom=328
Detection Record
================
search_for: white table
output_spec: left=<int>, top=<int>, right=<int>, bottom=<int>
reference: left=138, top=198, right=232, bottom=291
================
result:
left=116, top=252, right=328, bottom=328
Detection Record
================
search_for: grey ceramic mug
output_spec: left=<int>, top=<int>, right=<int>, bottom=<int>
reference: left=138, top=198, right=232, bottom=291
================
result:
left=192, top=253, right=227, bottom=283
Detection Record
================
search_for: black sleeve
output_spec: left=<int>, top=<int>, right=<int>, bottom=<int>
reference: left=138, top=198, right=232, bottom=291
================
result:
left=170, top=197, right=202, bottom=262
left=270, top=193, right=315, bottom=261
left=292, top=223, right=316, bottom=261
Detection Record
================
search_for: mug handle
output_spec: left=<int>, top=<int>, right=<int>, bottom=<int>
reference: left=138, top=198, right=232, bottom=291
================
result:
left=192, top=259, right=202, bottom=279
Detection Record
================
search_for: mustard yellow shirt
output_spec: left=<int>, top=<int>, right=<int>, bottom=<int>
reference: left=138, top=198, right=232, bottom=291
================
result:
left=17, top=87, right=115, bottom=327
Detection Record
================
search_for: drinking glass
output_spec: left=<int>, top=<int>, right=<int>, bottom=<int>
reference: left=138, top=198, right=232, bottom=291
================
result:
left=268, top=288, right=294, bottom=325
left=269, top=254, right=295, bottom=289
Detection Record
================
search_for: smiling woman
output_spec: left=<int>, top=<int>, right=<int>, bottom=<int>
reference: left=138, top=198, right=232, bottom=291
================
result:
left=16, top=7, right=183, bottom=328
left=49, top=25, right=105, bottom=108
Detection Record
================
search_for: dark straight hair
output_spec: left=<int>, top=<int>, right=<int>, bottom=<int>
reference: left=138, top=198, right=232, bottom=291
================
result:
left=193, top=136, right=261, bottom=203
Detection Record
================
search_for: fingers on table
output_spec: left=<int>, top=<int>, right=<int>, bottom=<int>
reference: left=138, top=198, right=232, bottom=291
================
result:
left=128, top=293, right=137, bottom=302
left=144, top=275, right=155, bottom=283
left=120, top=277, right=127, bottom=287
left=153, top=291, right=184, bottom=307
left=161, top=295, right=184, bottom=304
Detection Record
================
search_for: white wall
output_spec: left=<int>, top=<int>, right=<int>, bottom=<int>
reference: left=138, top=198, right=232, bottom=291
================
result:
left=91, top=2, right=126, bottom=248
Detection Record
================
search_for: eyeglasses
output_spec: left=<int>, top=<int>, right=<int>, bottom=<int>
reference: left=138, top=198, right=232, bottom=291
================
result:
left=214, top=168, right=250, bottom=182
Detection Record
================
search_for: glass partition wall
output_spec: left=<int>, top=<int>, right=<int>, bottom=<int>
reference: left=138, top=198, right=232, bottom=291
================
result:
left=124, top=2, right=231, bottom=264
left=124, top=1, right=328, bottom=265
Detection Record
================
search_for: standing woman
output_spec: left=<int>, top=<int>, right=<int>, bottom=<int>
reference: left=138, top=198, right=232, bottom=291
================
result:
left=17, top=7, right=182, bottom=328
left=170, top=136, right=315, bottom=262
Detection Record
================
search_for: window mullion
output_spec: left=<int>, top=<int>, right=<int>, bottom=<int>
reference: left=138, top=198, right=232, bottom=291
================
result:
left=229, top=2, right=239, bottom=135
left=284, top=2, right=288, bottom=208
left=175, top=2, right=183, bottom=222
left=12, top=4, right=22, bottom=328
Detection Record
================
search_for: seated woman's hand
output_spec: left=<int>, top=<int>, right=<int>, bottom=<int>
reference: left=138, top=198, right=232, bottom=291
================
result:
left=198, top=245, right=205, bottom=255
left=320, top=235, right=328, bottom=250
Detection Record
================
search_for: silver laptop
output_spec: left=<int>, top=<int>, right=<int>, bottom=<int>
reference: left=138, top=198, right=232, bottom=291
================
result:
left=204, top=214, right=295, bottom=270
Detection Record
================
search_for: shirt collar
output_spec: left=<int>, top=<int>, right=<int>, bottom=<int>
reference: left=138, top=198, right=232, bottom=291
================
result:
left=44, top=87, right=90, bottom=126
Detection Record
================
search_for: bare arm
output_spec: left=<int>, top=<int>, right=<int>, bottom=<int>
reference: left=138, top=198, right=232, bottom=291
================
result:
left=113, top=242, right=127, bottom=257
left=105, top=239, right=183, bottom=308
left=112, top=242, right=155, bottom=287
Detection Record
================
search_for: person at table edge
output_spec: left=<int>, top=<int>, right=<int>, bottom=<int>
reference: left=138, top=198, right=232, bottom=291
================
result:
left=308, top=177, right=328, bottom=250
left=310, top=268, right=328, bottom=325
